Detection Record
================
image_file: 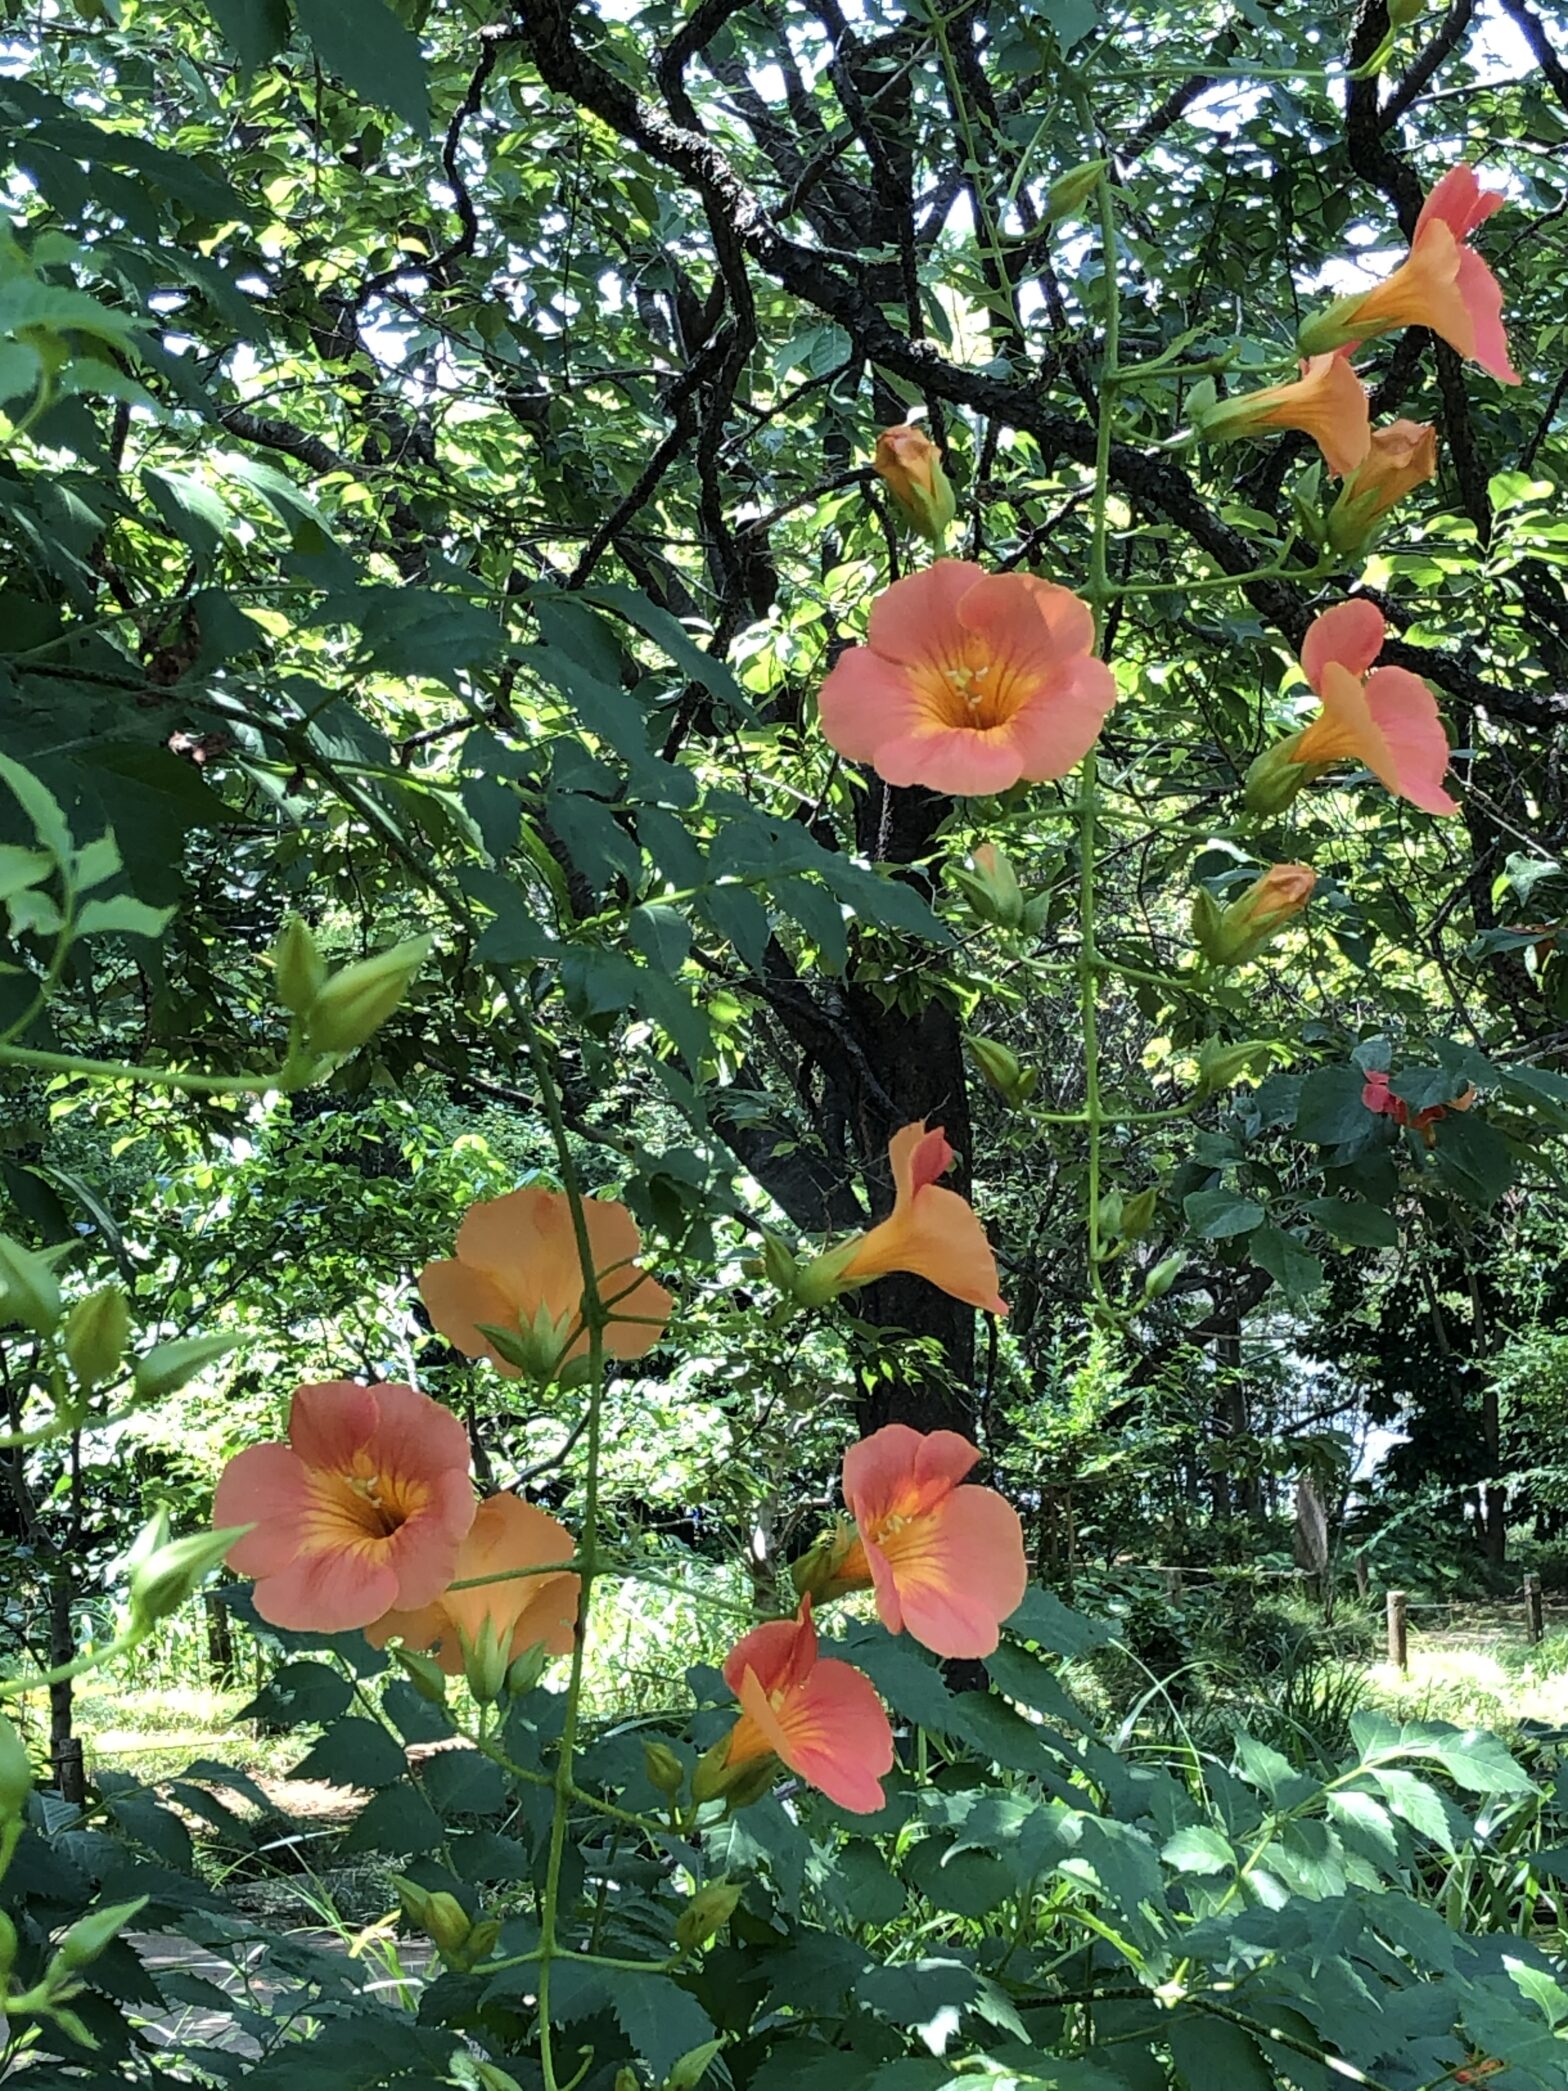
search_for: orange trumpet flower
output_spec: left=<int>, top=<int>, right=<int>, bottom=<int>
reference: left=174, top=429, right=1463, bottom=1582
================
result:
left=420, top=1187, right=672, bottom=1383
left=696, top=1599, right=894, bottom=1815
left=796, top=1122, right=1007, bottom=1316
left=214, top=1381, right=476, bottom=1632
left=1195, top=354, right=1371, bottom=478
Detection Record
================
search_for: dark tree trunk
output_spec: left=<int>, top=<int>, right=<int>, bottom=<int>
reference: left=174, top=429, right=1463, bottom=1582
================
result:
left=49, top=1578, right=84, bottom=1803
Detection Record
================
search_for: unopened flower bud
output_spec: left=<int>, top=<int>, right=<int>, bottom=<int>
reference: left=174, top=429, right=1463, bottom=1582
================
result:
left=674, top=1877, right=743, bottom=1952
left=57, top=1896, right=147, bottom=1972
left=966, top=1034, right=1037, bottom=1108
left=1194, top=865, right=1316, bottom=969
left=305, top=933, right=432, bottom=1056
left=1143, top=1253, right=1186, bottom=1302
left=1095, top=1190, right=1124, bottom=1239
left=0, top=1909, right=16, bottom=1983
left=873, top=425, right=956, bottom=545
left=129, top=1524, right=246, bottom=1629
left=1387, top=0, right=1425, bottom=24
left=420, top=1892, right=473, bottom=1959
left=950, top=842, right=1026, bottom=931
left=64, top=1286, right=130, bottom=1392
left=759, top=1228, right=803, bottom=1300
left=0, top=1234, right=60, bottom=1336
left=393, top=1646, right=449, bottom=1705
left=464, top=1918, right=500, bottom=1965
left=505, top=1642, right=553, bottom=1698
left=1043, top=158, right=1108, bottom=226
left=474, top=2067, right=526, bottom=2091
left=395, top=1876, right=433, bottom=1927
left=643, top=1739, right=685, bottom=1796
left=461, top=1618, right=510, bottom=1707
left=1196, top=1037, right=1276, bottom=1096
left=789, top=1519, right=867, bottom=1605
left=1119, top=1186, right=1159, bottom=1239
left=792, top=1238, right=864, bottom=1312
left=272, top=915, right=326, bottom=1016
left=1243, top=737, right=1311, bottom=816
left=0, top=1712, right=32, bottom=1819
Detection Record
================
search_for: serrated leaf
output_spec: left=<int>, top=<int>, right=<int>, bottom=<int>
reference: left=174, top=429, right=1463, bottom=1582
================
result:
left=1182, top=1187, right=1263, bottom=1238
left=291, top=1716, right=407, bottom=1788
left=611, top=1973, right=717, bottom=2082
left=294, top=0, right=429, bottom=131
left=75, top=896, right=175, bottom=940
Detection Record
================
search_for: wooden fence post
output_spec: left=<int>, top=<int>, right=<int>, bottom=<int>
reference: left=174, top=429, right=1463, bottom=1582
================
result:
left=1526, top=1571, right=1544, bottom=1645
left=1386, top=1589, right=1408, bottom=1674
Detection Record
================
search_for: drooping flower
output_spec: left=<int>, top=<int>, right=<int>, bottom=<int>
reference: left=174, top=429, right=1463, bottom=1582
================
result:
left=1193, top=863, right=1317, bottom=969
left=1362, top=1067, right=1477, bottom=1147
left=796, top=1121, right=1007, bottom=1316
left=1298, top=165, right=1518, bottom=384
left=817, top=560, right=1116, bottom=797
left=695, top=1599, right=894, bottom=1815
left=1244, top=600, right=1457, bottom=817
left=214, top=1381, right=476, bottom=1632
left=420, top=1187, right=672, bottom=1383
left=873, top=425, right=957, bottom=544
left=1327, top=421, right=1439, bottom=553
left=1195, top=354, right=1371, bottom=478
left=367, top=1491, right=579, bottom=1686
left=796, top=1424, right=1028, bottom=1659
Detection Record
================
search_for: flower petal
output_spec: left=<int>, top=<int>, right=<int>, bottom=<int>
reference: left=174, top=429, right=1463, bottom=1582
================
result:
left=455, top=1187, right=583, bottom=1323
left=868, top=721, right=1035, bottom=795
left=841, top=1182, right=1007, bottom=1313
left=887, top=1123, right=952, bottom=1212
left=384, top=1466, right=478, bottom=1612
left=723, top=1612, right=813, bottom=1698
left=1300, top=600, right=1387, bottom=692
left=253, top=1544, right=400, bottom=1633
left=880, top=1485, right=1028, bottom=1659
left=864, top=559, right=987, bottom=667
left=956, top=571, right=1097, bottom=673
left=419, top=1258, right=524, bottom=1375
left=816, top=647, right=923, bottom=767
left=1416, top=164, right=1505, bottom=244
left=1454, top=246, right=1518, bottom=384
left=772, top=1656, right=894, bottom=1814
left=1364, top=666, right=1458, bottom=813
left=366, top=1381, right=473, bottom=1489
left=288, top=1381, right=379, bottom=1471
left=216, top=1444, right=310, bottom=1577
left=1001, top=653, right=1118, bottom=782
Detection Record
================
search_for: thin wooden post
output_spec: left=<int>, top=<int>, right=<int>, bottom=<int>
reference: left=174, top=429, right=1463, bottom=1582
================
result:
left=1526, top=1571, right=1545, bottom=1645
left=53, top=1735, right=85, bottom=1806
left=1354, top=1551, right=1369, bottom=1601
left=1386, top=1588, right=1408, bottom=1674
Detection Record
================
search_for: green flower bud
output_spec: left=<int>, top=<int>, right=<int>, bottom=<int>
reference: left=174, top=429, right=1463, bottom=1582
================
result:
left=305, top=933, right=432, bottom=1057
left=0, top=1908, right=16, bottom=1984
left=463, top=1918, right=500, bottom=1966
left=873, top=425, right=957, bottom=546
left=474, top=1300, right=575, bottom=1385
left=474, top=2067, right=526, bottom=2091
left=966, top=1035, right=1037, bottom=1108
left=394, top=1876, right=433, bottom=1927
left=392, top=1646, right=449, bottom=1705
left=272, top=915, right=326, bottom=1016
left=674, top=1878, right=743, bottom=1952
left=950, top=843, right=1026, bottom=931
left=1193, top=866, right=1316, bottom=970
left=668, top=2040, right=725, bottom=2089
left=129, top=1524, right=248, bottom=1629
left=1143, top=1253, right=1186, bottom=1302
left=63, top=1286, right=130, bottom=1392
left=461, top=1617, right=510, bottom=1707
left=1043, top=157, right=1109, bottom=226
left=1119, top=1186, right=1159, bottom=1240
left=57, top=1896, right=148, bottom=1972
left=0, top=1234, right=60, bottom=1336
left=504, top=1641, right=553, bottom=1699
left=759, top=1228, right=803, bottom=1300
left=422, top=1892, right=473, bottom=1959
left=1196, top=1037, right=1277, bottom=1097
left=643, top=1739, right=685, bottom=1797
left=1387, top=0, right=1425, bottom=27
left=614, top=2072, right=639, bottom=2091
left=791, top=1238, right=864, bottom=1312
left=0, top=1712, right=32, bottom=1819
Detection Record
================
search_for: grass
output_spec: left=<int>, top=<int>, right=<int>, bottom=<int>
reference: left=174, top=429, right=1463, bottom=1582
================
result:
left=1365, top=1619, right=1568, bottom=1735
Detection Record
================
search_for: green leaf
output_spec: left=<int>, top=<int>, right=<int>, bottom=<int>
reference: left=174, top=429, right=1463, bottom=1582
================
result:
left=143, top=467, right=230, bottom=566
left=340, top=1781, right=444, bottom=1855
left=1004, top=1584, right=1116, bottom=1656
left=628, top=901, right=692, bottom=973
left=201, top=0, right=291, bottom=72
left=1161, top=1824, right=1236, bottom=1875
left=0, top=751, right=71, bottom=859
left=580, top=581, right=753, bottom=720
left=904, top=1836, right=1014, bottom=1916
left=291, top=1716, right=407, bottom=1788
left=1302, top=1195, right=1397, bottom=1247
left=1166, top=2013, right=1274, bottom=2091
left=1182, top=1187, right=1263, bottom=1238
left=294, top=0, right=429, bottom=131
left=1433, top=1110, right=1512, bottom=1210
left=0, top=845, right=53, bottom=900
left=239, top=1659, right=353, bottom=1728
left=354, top=586, right=502, bottom=683
left=1372, top=1767, right=1455, bottom=1852
left=420, top=1749, right=506, bottom=1817
left=75, top=896, right=175, bottom=940
left=612, top=1973, right=717, bottom=2083
left=133, top=1332, right=238, bottom=1400
left=1251, top=1223, right=1323, bottom=1300
left=1296, top=1064, right=1372, bottom=1144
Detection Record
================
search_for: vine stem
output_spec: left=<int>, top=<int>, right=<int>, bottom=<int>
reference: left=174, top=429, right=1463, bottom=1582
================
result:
left=499, top=974, right=610, bottom=2091
left=1076, top=137, right=1123, bottom=1306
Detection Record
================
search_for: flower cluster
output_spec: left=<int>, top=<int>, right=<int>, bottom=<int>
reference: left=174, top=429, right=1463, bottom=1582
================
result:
left=701, top=1422, right=1028, bottom=1813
